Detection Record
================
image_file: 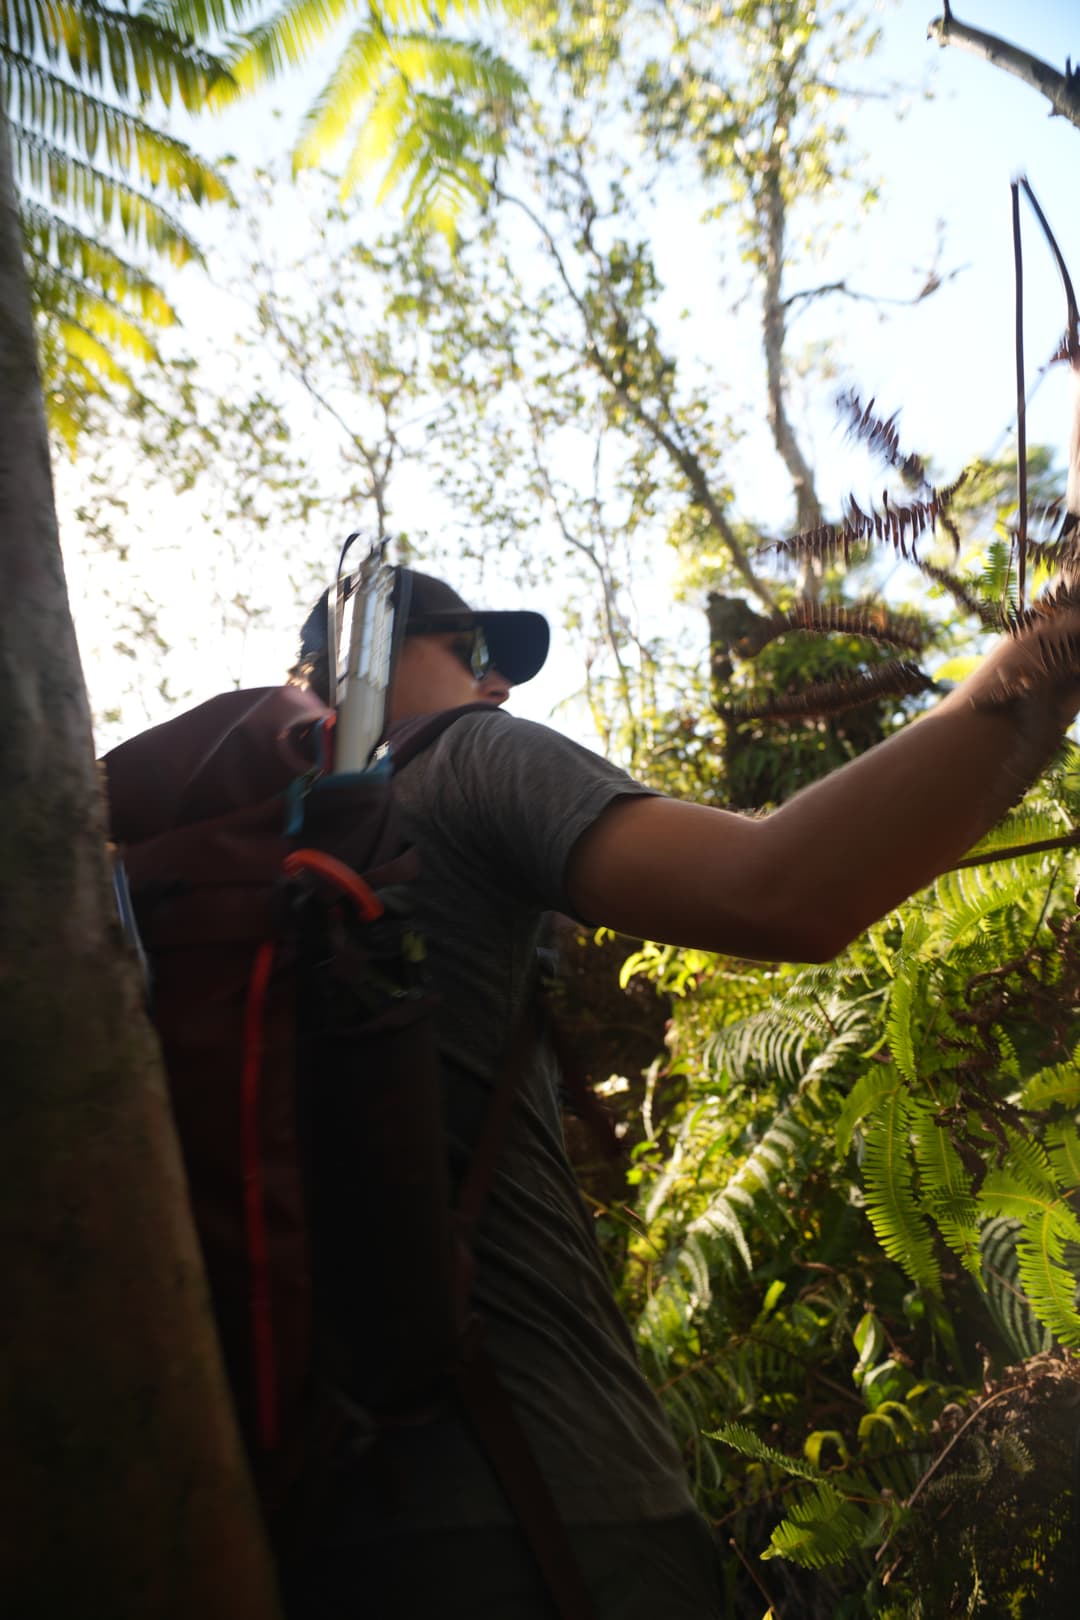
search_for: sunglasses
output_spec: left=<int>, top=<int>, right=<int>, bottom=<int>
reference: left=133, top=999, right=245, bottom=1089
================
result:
left=409, top=616, right=493, bottom=681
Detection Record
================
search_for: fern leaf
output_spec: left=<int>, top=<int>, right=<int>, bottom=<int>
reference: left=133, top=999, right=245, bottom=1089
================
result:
left=685, top=1195, right=753, bottom=1277
left=979, top=1216, right=1054, bottom=1358
left=913, top=1117, right=980, bottom=1277
left=926, top=864, right=1037, bottom=954
left=709, top=1422, right=824, bottom=1483
left=863, top=1092, right=940, bottom=1289
left=1013, top=1209, right=1080, bottom=1348
left=761, top=1481, right=869, bottom=1570
left=836, top=1066, right=902, bottom=1157
left=1020, top=1062, right=1080, bottom=1111
left=1046, top=1119, right=1080, bottom=1190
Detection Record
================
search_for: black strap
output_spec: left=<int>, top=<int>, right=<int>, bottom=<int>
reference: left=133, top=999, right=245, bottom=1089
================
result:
left=385, top=704, right=599, bottom=1616
left=452, top=1005, right=599, bottom=1620
left=387, top=701, right=499, bottom=771
left=454, top=1342, right=598, bottom=1620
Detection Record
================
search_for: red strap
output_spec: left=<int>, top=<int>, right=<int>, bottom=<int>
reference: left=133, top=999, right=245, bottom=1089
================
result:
left=241, top=940, right=279, bottom=1449
left=283, top=848, right=384, bottom=921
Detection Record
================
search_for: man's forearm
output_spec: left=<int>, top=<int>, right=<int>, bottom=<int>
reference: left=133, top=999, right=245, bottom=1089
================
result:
left=565, top=614, right=1080, bottom=963
left=760, top=683, right=1069, bottom=959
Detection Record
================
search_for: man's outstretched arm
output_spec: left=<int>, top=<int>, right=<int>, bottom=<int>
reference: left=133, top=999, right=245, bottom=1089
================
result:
left=565, top=614, right=1080, bottom=963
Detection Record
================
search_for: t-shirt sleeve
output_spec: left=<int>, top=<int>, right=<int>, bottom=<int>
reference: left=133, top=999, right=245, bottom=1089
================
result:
left=425, top=709, right=659, bottom=916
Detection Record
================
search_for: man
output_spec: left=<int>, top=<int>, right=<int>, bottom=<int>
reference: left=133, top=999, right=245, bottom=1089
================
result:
left=285, top=569, right=1080, bottom=1618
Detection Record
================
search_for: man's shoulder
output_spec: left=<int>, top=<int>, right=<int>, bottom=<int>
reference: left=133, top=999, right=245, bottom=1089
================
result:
left=433, top=705, right=600, bottom=760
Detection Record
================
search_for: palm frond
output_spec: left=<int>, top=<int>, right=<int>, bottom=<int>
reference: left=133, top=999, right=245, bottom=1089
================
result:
left=3, top=50, right=231, bottom=202
left=22, top=199, right=176, bottom=323
left=31, top=0, right=231, bottom=109
left=12, top=128, right=203, bottom=262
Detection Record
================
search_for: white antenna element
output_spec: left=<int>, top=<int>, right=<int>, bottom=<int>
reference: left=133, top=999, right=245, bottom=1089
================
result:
left=334, top=550, right=397, bottom=772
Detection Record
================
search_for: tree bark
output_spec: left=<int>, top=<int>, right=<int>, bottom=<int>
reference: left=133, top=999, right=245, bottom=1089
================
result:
left=0, top=106, right=281, bottom=1619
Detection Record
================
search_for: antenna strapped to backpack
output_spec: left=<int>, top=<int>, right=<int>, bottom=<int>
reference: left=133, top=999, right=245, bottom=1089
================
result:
left=329, top=536, right=412, bottom=774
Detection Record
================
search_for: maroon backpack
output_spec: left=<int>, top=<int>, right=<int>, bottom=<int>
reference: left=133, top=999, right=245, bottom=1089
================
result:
left=103, top=685, right=597, bottom=1618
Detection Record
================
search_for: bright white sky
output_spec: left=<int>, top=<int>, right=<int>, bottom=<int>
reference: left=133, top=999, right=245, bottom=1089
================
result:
left=60, top=0, right=1080, bottom=750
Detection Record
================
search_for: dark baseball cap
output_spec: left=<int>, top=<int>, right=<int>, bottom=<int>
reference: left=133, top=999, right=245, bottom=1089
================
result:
left=404, top=570, right=550, bottom=687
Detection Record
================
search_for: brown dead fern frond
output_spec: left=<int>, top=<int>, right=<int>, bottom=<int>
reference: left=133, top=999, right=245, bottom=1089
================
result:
left=781, top=600, right=926, bottom=653
left=767, top=477, right=969, bottom=569
left=1010, top=498, right=1080, bottom=556
left=973, top=618, right=1080, bottom=708
left=837, top=389, right=927, bottom=486
left=721, top=660, right=934, bottom=724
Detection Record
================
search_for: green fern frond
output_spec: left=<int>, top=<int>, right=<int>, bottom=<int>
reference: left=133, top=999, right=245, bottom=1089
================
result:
left=1013, top=1209, right=1080, bottom=1348
left=684, top=1197, right=753, bottom=1281
left=960, top=802, right=1073, bottom=863
left=761, top=1481, right=869, bottom=1569
left=709, top=1421, right=825, bottom=1483
left=836, top=1067, right=902, bottom=1156
left=979, top=1139, right=1080, bottom=1350
left=704, top=989, right=872, bottom=1093
left=1022, top=1064, right=1080, bottom=1111
left=863, top=1092, right=940, bottom=1289
left=979, top=1216, right=1054, bottom=1358
left=679, top=1104, right=814, bottom=1283
left=885, top=965, right=920, bottom=1083
left=1045, top=1119, right=1080, bottom=1190
left=927, top=864, right=1039, bottom=953
left=882, top=909, right=930, bottom=1080
left=998, top=1129, right=1057, bottom=1194
left=913, top=1118, right=980, bottom=1276
left=975, top=537, right=1017, bottom=615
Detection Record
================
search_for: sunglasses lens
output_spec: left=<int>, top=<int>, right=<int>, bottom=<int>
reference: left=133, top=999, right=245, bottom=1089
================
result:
left=470, top=629, right=492, bottom=680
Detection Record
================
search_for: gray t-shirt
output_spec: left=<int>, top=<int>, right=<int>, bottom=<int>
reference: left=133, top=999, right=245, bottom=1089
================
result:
left=331, top=708, right=695, bottom=1537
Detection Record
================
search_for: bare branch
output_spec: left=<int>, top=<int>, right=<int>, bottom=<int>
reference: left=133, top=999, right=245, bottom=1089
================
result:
left=782, top=269, right=961, bottom=314
left=928, top=7, right=1080, bottom=131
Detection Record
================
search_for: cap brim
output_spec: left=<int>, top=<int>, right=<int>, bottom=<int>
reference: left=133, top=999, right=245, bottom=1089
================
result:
left=477, top=611, right=550, bottom=686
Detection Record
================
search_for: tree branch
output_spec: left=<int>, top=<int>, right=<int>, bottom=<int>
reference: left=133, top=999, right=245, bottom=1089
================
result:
left=782, top=270, right=959, bottom=313
left=928, top=6, right=1080, bottom=131
left=494, top=182, right=777, bottom=611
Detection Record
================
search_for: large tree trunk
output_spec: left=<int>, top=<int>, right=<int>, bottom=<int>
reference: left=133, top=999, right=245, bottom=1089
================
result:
left=0, top=108, right=281, bottom=1619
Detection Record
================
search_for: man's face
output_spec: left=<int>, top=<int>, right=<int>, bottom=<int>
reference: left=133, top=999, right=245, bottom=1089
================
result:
left=388, top=631, right=511, bottom=722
